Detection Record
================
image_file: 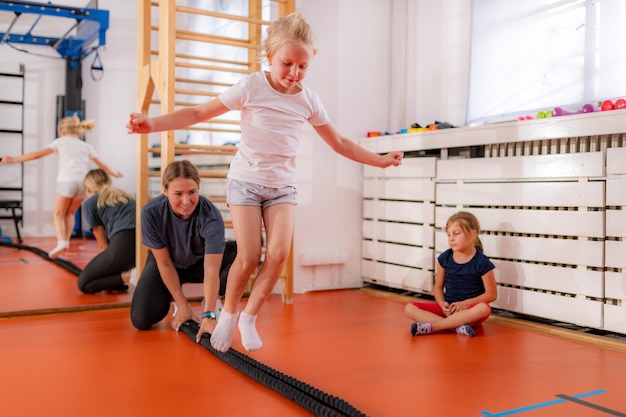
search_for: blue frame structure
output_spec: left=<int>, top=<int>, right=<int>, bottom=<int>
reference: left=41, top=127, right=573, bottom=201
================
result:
left=0, top=0, right=109, bottom=67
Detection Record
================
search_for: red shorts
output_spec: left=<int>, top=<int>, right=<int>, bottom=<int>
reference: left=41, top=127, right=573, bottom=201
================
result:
left=410, top=301, right=491, bottom=326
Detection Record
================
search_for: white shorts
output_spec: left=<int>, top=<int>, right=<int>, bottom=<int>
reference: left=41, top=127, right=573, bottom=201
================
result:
left=227, top=179, right=297, bottom=210
left=56, top=180, right=86, bottom=199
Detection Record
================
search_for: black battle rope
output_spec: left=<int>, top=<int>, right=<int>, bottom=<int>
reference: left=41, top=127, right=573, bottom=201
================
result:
left=180, top=320, right=368, bottom=417
left=0, top=241, right=82, bottom=276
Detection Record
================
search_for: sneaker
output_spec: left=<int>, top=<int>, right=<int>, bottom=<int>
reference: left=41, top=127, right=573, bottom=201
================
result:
left=456, top=324, right=475, bottom=337
left=49, top=241, right=69, bottom=259
left=410, top=322, right=433, bottom=336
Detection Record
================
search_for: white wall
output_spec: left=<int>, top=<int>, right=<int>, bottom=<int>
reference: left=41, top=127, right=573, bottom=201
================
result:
left=293, top=0, right=393, bottom=291
left=413, top=0, right=470, bottom=128
left=0, top=0, right=470, bottom=293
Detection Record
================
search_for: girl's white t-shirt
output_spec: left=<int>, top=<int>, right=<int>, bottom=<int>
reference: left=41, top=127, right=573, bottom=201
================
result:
left=219, top=71, right=330, bottom=188
left=47, top=136, right=97, bottom=182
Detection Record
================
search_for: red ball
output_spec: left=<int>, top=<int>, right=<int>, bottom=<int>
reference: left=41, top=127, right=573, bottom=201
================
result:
left=601, top=100, right=615, bottom=111
left=615, top=98, right=626, bottom=110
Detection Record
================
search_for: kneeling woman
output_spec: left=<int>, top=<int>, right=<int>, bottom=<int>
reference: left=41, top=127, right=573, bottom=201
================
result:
left=131, top=160, right=235, bottom=341
left=78, top=169, right=135, bottom=293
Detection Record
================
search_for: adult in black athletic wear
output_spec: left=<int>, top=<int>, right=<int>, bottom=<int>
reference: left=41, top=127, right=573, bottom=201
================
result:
left=78, top=168, right=135, bottom=294
left=130, top=160, right=236, bottom=339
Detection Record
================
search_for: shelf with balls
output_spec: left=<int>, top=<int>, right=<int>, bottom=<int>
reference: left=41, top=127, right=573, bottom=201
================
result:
left=518, top=98, right=626, bottom=121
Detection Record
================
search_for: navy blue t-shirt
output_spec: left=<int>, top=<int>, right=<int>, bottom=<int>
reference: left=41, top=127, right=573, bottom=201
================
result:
left=438, top=248, right=495, bottom=303
left=141, top=194, right=225, bottom=269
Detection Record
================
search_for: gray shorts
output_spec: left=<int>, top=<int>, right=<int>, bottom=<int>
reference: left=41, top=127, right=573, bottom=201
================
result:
left=57, top=180, right=86, bottom=199
left=227, top=179, right=297, bottom=209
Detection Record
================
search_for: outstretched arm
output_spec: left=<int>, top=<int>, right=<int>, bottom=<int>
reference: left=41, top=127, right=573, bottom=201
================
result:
left=313, top=123, right=403, bottom=168
left=1, top=148, right=54, bottom=164
left=92, top=156, right=122, bottom=178
left=127, top=98, right=230, bottom=134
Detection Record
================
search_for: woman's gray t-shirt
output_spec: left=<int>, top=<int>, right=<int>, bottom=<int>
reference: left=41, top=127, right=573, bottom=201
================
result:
left=141, top=194, right=225, bottom=269
left=82, top=193, right=136, bottom=239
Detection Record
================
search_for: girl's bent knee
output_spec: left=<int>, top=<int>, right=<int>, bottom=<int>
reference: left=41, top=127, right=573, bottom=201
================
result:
left=472, top=302, right=491, bottom=318
left=236, top=256, right=262, bottom=275
left=404, top=303, right=416, bottom=316
left=479, top=302, right=491, bottom=312
left=264, top=250, right=289, bottom=267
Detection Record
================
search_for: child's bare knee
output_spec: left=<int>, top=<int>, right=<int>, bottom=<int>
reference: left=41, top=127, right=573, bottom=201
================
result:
left=473, top=302, right=490, bottom=317
left=404, top=303, right=416, bottom=316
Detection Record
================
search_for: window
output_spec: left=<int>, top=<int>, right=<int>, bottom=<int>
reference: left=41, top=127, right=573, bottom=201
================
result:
left=467, top=0, right=626, bottom=125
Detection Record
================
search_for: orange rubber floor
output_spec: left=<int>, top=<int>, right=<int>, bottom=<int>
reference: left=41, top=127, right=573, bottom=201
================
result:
left=1, top=238, right=626, bottom=417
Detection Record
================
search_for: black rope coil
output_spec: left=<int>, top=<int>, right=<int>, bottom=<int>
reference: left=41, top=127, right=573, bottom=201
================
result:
left=180, top=321, right=368, bottom=417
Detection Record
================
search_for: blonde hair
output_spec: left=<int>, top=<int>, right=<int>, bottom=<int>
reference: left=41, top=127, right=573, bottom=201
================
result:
left=263, top=12, right=317, bottom=62
left=84, top=169, right=134, bottom=209
left=58, top=114, right=96, bottom=137
left=446, top=211, right=484, bottom=252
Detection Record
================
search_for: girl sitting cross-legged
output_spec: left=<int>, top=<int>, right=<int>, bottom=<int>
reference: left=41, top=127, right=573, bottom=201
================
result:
left=405, top=211, right=497, bottom=337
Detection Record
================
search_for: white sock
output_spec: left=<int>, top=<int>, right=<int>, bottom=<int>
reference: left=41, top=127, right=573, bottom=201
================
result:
left=238, top=311, right=262, bottom=352
left=128, top=268, right=138, bottom=286
left=210, top=309, right=238, bottom=352
left=49, top=241, right=69, bottom=259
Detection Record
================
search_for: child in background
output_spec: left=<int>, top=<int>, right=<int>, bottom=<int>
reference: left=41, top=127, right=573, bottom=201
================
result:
left=78, top=169, right=136, bottom=294
left=405, top=211, right=497, bottom=337
left=127, top=12, right=403, bottom=352
left=1, top=115, right=122, bottom=258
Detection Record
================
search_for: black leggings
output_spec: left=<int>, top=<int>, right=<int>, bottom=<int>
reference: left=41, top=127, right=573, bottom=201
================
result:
left=130, top=240, right=237, bottom=330
left=77, top=229, right=136, bottom=294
